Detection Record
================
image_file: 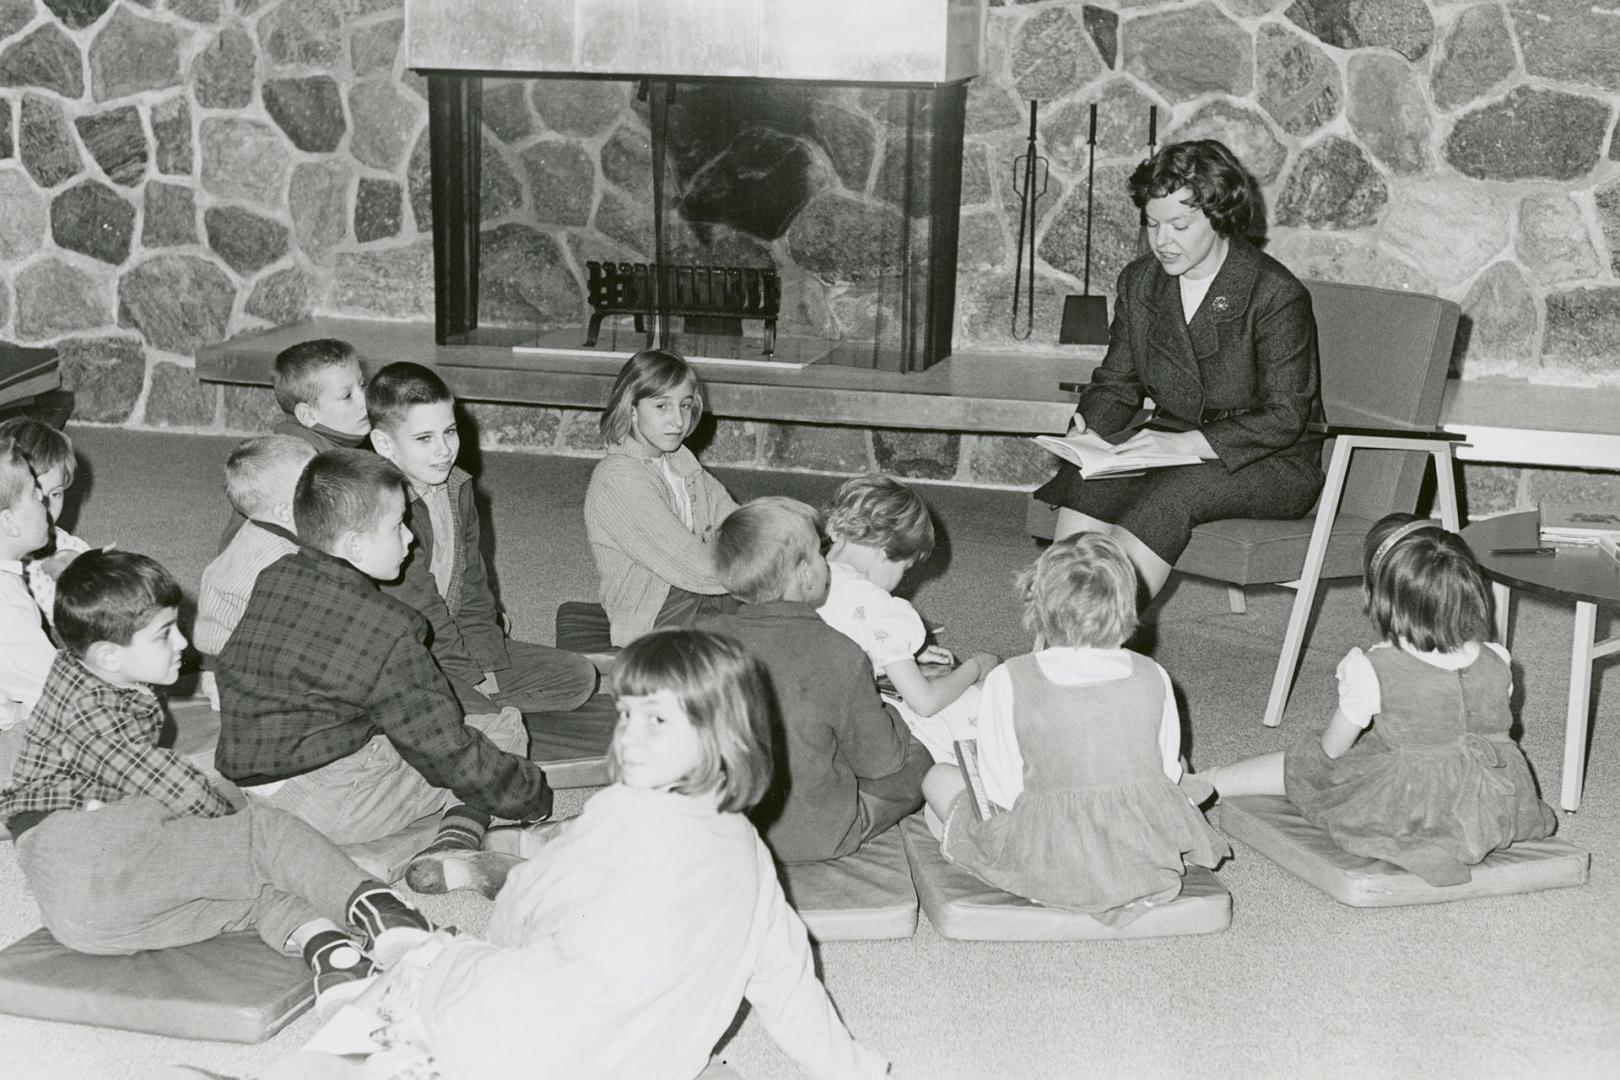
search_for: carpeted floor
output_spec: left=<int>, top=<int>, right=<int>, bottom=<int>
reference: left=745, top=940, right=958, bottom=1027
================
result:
left=1, top=426, right=1616, bottom=1079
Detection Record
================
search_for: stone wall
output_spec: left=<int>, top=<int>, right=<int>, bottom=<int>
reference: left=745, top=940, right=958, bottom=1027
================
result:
left=1, top=1, right=1617, bottom=509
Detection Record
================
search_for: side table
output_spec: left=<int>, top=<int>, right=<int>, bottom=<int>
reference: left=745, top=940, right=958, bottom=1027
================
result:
left=1462, top=511, right=1620, bottom=812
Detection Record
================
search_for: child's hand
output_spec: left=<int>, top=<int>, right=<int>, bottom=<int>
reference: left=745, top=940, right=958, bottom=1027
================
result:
left=918, top=644, right=955, bottom=667
left=475, top=671, right=501, bottom=695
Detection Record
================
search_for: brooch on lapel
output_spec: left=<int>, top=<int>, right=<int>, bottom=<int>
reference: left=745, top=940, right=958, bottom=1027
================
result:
left=1210, top=295, right=1231, bottom=316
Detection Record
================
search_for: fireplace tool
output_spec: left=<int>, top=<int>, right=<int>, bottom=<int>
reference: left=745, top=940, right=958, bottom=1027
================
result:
left=1135, top=105, right=1158, bottom=257
left=1058, top=104, right=1110, bottom=345
left=1010, top=100, right=1049, bottom=340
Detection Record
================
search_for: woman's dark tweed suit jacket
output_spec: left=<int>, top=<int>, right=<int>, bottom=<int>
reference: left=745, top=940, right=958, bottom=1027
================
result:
left=1078, top=238, right=1325, bottom=472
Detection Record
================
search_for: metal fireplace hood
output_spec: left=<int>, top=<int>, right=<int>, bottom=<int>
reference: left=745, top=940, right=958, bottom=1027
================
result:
left=404, top=0, right=983, bottom=84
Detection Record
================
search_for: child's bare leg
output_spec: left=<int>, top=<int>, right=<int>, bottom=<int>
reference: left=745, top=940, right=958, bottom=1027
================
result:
left=1203, top=751, right=1286, bottom=798
left=922, top=763, right=965, bottom=840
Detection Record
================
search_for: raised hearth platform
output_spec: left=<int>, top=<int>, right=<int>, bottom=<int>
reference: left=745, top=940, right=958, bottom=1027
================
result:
left=196, top=319, right=1094, bottom=434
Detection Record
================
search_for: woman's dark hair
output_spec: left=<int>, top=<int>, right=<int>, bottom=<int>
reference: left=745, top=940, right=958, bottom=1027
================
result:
left=1128, top=139, right=1257, bottom=239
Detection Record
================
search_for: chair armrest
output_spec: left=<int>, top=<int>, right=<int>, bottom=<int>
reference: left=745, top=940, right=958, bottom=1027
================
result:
left=1309, top=422, right=1465, bottom=441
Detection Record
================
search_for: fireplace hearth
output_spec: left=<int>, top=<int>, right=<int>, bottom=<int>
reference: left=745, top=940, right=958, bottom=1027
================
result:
left=406, top=0, right=985, bottom=373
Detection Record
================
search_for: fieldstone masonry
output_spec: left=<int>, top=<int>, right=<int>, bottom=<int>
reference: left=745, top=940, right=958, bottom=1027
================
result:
left=0, top=0, right=1614, bottom=517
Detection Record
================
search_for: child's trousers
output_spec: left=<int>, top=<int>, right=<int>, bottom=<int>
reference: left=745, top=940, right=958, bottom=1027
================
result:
left=252, top=709, right=529, bottom=845
left=14, top=796, right=369, bottom=955
left=452, top=640, right=598, bottom=715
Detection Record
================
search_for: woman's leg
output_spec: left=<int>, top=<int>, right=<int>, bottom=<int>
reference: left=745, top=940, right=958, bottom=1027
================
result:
left=1053, top=510, right=1173, bottom=599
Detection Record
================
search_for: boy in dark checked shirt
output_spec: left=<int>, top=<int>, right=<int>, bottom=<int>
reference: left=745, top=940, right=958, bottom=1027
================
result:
left=0, top=550, right=431, bottom=1007
left=216, top=450, right=552, bottom=885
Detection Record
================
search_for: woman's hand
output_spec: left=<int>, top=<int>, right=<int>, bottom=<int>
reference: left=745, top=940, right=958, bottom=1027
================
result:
left=1066, top=413, right=1088, bottom=436
left=1115, top=428, right=1217, bottom=461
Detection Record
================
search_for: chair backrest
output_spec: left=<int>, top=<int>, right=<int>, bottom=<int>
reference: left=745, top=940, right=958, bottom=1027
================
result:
left=1303, top=279, right=1460, bottom=521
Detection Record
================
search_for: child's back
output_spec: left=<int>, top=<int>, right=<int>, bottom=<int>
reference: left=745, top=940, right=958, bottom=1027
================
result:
left=1285, top=641, right=1555, bottom=884
left=945, top=648, right=1226, bottom=922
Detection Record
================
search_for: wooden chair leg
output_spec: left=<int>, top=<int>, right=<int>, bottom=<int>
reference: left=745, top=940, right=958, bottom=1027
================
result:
left=1226, top=585, right=1247, bottom=614
left=1263, top=437, right=1355, bottom=727
left=1430, top=446, right=1461, bottom=530
left=1560, top=601, right=1598, bottom=813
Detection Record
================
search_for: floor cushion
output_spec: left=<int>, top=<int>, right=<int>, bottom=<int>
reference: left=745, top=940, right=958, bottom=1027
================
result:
left=526, top=694, right=616, bottom=788
left=777, top=825, right=918, bottom=941
left=1218, top=795, right=1591, bottom=907
left=0, top=928, right=311, bottom=1042
left=900, top=817, right=1232, bottom=941
left=555, top=601, right=614, bottom=654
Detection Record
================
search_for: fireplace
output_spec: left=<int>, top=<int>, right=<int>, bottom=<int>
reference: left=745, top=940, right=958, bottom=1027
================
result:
left=406, top=0, right=984, bottom=373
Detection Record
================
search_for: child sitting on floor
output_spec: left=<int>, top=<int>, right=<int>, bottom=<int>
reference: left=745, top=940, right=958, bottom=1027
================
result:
left=584, top=348, right=739, bottom=646
left=923, top=533, right=1228, bottom=925
left=194, top=435, right=315, bottom=682
left=818, top=474, right=999, bottom=764
left=221, top=338, right=372, bottom=546
left=0, top=549, right=432, bottom=1009
left=215, top=450, right=553, bottom=881
left=0, top=417, right=92, bottom=624
left=309, top=629, right=889, bottom=1080
left=706, top=497, right=931, bottom=864
left=1196, top=514, right=1557, bottom=885
left=367, top=362, right=596, bottom=714
left=0, top=437, right=54, bottom=777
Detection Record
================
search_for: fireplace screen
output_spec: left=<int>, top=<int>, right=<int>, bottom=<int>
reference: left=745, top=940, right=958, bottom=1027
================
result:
left=425, top=74, right=967, bottom=372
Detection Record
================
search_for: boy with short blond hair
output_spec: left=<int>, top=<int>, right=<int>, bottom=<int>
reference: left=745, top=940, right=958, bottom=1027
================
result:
left=221, top=338, right=372, bottom=547
left=195, top=435, right=316, bottom=657
left=704, top=496, right=931, bottom=864
left=1, top=549, right=431, bottom=1004
left=366, top=361, right=596, bottom=714
left=216, top=450, right=553, bottom=880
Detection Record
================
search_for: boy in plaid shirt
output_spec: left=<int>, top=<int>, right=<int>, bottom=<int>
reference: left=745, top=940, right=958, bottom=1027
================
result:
left=216, top=450, right=552, bottom=885
left=0, top=549, right=431, bottom=1006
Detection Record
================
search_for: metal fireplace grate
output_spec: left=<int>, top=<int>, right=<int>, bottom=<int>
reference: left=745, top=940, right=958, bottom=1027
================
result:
left=584, top=261, right=782, bottom=356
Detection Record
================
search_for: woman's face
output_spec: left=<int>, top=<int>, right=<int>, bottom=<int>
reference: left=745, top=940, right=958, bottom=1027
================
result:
left=1144, top=188, right=1225, bottom=281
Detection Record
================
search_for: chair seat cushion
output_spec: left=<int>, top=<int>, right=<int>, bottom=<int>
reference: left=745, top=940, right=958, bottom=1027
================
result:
left=777, top=825, right=918, bottom=941
left=1177, top=513, right=1375, bottom=585
left=0, top=928, right=312, bottom=1042
left=1218, top=795, right=1590, bottom=907
left=900, top=817, right=1231, bottom=940
left=525, top=694, right=616, bottom=789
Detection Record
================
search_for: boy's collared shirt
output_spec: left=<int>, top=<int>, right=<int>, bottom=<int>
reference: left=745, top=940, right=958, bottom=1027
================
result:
left=0, top=558, right=55, bottom=723
left=216, top=546, right=550, bottom=820
left=0, top=651, right=231, bottom=826
left=195, top=519, right=300, bottom=656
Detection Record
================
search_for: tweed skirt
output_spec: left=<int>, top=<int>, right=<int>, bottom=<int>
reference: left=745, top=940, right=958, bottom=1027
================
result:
left=1032, top=451, right=1324, bottom=564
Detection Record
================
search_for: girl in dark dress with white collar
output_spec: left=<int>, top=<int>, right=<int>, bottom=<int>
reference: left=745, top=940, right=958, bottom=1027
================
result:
left=1034, top=140, right=1325, bottom=598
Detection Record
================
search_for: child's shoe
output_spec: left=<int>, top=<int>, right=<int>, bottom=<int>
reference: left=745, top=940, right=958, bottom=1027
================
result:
left=303, top=928, right=375, bottom=1017
left=346, top=884, right=433, bottom=968
left=404, top=850, right=520, bottom=899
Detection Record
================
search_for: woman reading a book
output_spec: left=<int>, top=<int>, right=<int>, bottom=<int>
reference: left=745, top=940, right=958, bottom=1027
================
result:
left=1033, top=139, right=1324, bottom=598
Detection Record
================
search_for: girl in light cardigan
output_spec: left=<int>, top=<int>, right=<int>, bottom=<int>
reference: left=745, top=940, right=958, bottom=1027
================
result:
left=584, top=350, right=739, bottom=646
left=304, top=630, right=888, bottom=1080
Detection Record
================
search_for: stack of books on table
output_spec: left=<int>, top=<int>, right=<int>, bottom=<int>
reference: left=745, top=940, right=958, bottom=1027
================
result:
left=1031, top=430, right=1200, bottom=480
left=1540, top=506, right=1620, bottom=564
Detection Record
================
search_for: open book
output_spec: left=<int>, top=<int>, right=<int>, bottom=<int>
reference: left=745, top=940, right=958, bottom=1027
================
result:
left=1032, top=430, right=1201, bottom=480
left=955, top=739, right=1001, bottom=822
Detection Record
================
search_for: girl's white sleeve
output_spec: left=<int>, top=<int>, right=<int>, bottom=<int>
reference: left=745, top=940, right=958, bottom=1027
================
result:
left=975, top=664, right=1022, bottom=810
left=745, top=873, right=890, bottom=1080
left=1335, top=647, right=1380, bottom=728
left=1155, top=664, right=1183, bottom=783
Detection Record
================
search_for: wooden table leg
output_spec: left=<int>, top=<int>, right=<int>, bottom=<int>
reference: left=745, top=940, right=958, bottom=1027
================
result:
left=1561, top=600, right=1597, bottom=813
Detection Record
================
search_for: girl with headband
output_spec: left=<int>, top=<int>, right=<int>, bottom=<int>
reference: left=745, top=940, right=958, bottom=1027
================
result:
left=1193, top=513, right=1557, bottom=885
